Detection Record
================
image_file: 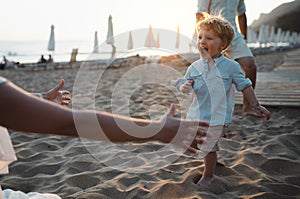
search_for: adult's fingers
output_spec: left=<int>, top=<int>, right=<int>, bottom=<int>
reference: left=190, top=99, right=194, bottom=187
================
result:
left=52, top=79, right=65, bottom=92
left=180, top=120, right=209, bottom=128
left=167, top=103, right=176, bottom=117
left=61, top=90, right=70, bottom=95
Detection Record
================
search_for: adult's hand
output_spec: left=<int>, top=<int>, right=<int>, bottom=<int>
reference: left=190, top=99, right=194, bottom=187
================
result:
left=156, top=104, right=209, bottom=153
left=42, top=79, right=71, bottom=105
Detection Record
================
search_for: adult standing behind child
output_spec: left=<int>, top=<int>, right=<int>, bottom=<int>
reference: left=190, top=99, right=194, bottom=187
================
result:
left=174, top=15, right=270, bottom=187
left=196, top=0, right=258, bottom=116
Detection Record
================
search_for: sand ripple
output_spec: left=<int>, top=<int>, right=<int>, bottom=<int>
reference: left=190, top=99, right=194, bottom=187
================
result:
left=0, top=53, right=299, bottom=198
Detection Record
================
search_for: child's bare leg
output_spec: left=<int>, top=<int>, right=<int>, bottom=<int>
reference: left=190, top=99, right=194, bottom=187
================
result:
left=197, top=152, right=217, bottom=186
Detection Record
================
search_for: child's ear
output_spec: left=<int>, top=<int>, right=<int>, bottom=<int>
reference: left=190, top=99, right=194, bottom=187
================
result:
left=221, top=41, right=228, bottom=51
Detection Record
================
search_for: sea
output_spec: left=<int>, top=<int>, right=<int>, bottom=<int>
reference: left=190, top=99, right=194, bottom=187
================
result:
left=0, top=40, right=192, bottom=64
left=0, top=40, right=116, bottom=64
left=0, top=40, right=289, bottom=64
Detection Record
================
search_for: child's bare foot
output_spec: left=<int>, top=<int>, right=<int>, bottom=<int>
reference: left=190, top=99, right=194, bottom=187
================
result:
left=197, top=175, right=214, bottom=187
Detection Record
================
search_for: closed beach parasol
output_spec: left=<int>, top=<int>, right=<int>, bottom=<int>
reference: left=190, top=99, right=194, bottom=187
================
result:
left=269, top=26, right=275, bottom=43
left=127, top=32, right=133, bottom=50
left=156, top=33, right=160, bottom=48
left=93, top=31, right=99, bottom=53
left=144, top=25, right=156, bottom=48
left=275, top=28, right=283, bottom=43
left=247, top=27, right=257, bottom=44
left=175, top=25, right=180, bottom=48
left=106, top=15, right=115, bottom=58
left=258, top=25, right=268, bottom=46
left=106, top=15, right=114, bottom=45
left=47, top=25, right=55, bottom=52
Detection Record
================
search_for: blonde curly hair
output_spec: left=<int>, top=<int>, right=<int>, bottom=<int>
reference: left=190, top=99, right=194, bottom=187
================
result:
left=196, top=13, right=235, bottom=50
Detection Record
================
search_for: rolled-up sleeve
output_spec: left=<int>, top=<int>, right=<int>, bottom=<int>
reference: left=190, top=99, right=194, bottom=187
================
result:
left=171, top=67, right=193, bottom=93
left=231, top=63, right=252, bottom=91
left=237, top=0, right=246, bottom=16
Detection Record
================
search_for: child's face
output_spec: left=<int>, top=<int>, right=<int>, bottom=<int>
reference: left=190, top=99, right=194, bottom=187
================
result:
left=197, top=27, right=226, bottom=59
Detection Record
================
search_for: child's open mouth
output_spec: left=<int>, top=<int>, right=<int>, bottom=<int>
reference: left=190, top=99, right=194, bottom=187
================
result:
left=199, top=47, right=209, bottom=52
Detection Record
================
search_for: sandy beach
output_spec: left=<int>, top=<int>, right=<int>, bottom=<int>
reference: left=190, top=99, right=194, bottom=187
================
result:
left=0, top=49, right=299, bottom=199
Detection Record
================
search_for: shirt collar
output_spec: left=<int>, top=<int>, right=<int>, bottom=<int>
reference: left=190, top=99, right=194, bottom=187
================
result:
left=213, top=54, right=225, bottom=67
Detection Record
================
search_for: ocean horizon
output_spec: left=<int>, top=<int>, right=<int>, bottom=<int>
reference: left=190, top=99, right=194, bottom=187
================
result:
left=0, top=39, right=290, bottom=65
left=0, top=40, right=116, bottom=63
left=0, top=41, right=196, bottom=64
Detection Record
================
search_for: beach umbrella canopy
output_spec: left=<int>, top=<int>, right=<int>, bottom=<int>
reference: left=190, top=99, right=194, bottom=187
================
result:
left=283, top=30, right=291, bottom=43
left=269, top=26, right=275, bottom=43
left=93, top=31, right=99, bottom=53
left=258, top=24, right=268, bottom=45
left=175, top=26, right=180, bottom=48
left=47, top=25, right=55, bottom=52
left=156, top=33, right=160, bottom=48
left=291, top=32, right=299, bottom=45
left=275, top=28, right=283, bottom=43
left=106, top=15, right=114, bottom=45
left=247, top=27, right=257, bottom=44
left=127, top=32, right=133, bottom=50
left=144, top=25, right=156, bottom=48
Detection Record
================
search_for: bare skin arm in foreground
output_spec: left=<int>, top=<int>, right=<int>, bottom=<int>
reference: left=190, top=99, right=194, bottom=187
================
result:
left=0, top=80, right=209, bottom=153
left=32, top=79, right=71, bottom=105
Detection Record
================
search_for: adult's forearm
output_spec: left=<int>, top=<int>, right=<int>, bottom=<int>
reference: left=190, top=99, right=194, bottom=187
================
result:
left=242, top=86, right=259, bottom=106
left=238, top=13, right=248, bottom=39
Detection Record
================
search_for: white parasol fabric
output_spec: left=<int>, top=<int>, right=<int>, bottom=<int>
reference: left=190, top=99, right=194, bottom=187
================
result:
left=175, top=26, right=180, bottom=48
left=93, top=31, right=99, bottom=53
left=269, top=26, right=275, bottom=43
left=156, top=33, right=160, bottom=48
left=275, top=28, right=283, bottom=43
left=127, top=32, right=133, bottom=50
left=247, top=27, right=257, bottom=44
left=47, top=25, right=55, bottom=52
left=144, top=25, right=156, bottom=48
left=258, top=24, right=269, bottom=45
left=106, top=15, right=114, bottom=45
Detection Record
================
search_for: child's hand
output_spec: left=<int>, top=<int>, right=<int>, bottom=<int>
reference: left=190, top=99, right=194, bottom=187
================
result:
left=180, top=80, right=194, bottom=94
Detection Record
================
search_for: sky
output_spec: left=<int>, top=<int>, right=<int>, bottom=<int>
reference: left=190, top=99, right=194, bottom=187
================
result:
left=0, top=0, right=295, bottom=42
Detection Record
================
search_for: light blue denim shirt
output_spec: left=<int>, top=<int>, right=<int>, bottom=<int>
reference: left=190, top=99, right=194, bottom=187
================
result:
left=175, top=55, right=251, bottom=125
left=197, top=0, right=246, bottom=46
